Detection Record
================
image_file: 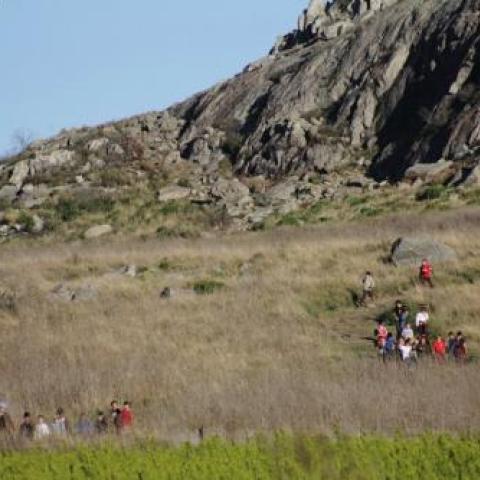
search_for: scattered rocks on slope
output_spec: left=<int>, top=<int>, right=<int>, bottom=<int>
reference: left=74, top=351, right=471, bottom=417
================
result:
left=390, top=237, right=457, bottom=266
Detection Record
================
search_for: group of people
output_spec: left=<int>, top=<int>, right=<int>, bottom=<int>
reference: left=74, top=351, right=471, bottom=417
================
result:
left=376, top=303, right=468, bottom=365
left=0, top=400, right=134, bottom=441
left=363, top=258, right=469, bottom=365
left=360, top=259, right=434, bottom=307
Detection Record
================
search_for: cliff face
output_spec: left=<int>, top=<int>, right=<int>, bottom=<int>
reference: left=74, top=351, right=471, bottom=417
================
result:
left=2, top=0, right=480, bottom=207
left=171, top=0, right=480, bottom=181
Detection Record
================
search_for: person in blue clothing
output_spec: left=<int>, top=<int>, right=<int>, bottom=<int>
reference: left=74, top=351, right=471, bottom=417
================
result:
left=384, top=333, right=396, bottom=361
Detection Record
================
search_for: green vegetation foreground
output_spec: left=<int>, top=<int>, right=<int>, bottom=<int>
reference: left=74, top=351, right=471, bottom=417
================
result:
left=1, top=434, right=480, bottom=480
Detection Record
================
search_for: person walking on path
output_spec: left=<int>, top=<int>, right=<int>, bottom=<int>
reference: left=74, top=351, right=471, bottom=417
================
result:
left=19, top=412, right=35, bottom=440
left=419, top=259, right=434, bottom=287
left=360, top=271, right=375, bottom=306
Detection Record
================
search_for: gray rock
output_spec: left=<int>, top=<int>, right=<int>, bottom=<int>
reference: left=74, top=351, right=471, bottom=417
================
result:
left=158, top=186, right=191, bottom=202
left=391, top=237, right=457, bottom=266
left=0, top=185, right=18, bottom=202
left=84, top=224, right=113, bottom=239
left=50, top=283, right=97, bottom=302
left=117, top=265, right=137, bottom=277
left=9, top=160, right=30, bottom=190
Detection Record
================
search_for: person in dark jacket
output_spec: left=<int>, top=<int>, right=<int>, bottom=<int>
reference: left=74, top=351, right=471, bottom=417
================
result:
left=0, top=403, right=14, bottom=436
left=19, top=412, right=34, bottom=440
left=94, top=411, right=108, bottom=434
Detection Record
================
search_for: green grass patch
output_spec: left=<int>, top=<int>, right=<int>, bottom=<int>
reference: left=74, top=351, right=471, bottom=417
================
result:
left=192, top=279, right=225, bottom=295
left=3, top=434, right=480, bottom=480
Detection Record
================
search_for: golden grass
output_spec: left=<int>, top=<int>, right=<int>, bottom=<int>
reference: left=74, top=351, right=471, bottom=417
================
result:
left=0, top=207, right=479, bottom=439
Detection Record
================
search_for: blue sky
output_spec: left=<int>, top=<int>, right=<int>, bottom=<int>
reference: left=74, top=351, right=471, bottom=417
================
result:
left=0, top=0, right=306, bottom=155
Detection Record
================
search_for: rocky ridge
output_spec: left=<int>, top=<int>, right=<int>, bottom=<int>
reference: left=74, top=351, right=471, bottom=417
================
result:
left=1, top=0, right=480, bottom=236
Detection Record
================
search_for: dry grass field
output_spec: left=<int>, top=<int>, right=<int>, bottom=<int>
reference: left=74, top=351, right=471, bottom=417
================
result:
left=1, top=206, right=480, bottom=441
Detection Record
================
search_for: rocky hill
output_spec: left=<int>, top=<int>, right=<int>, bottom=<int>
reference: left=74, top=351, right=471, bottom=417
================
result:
left=1, top=0, right=480, bottom=237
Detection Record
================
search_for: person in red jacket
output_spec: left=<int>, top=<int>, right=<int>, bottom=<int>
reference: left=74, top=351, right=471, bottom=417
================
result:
left=120, top=401, right=134, bottom=430
left=419, top=259, right=433, bottom=287
left=432, top=335, right=446, bottom=363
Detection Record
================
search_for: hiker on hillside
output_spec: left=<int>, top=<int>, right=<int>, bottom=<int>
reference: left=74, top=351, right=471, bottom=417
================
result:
left=401, top=323, right=414, bottom=341
left=75, top=413, right=94, bottom=437
left=94, top=411, right=108, bottom=434
left=419, top=258, right=433, bottom=287
left=119, top=401, right=134, bottom=431
left=0, top=402, right=14, bottom=436
left=51, top=407, right=70, bottom=436
left=19, top=412, right=35, bottom=440
left=360, top=271, right=375, bottom=306
left=454, top=332, right=468, bottom=363
left=34, top=415, right=51, bottom=440
left=432, top=336, right=446, bottom=363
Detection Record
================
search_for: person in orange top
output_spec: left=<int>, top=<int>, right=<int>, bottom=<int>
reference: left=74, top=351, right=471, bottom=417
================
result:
left=419, top=259, right=433, bottom=288
left=432, top=336, right=446, bottom=363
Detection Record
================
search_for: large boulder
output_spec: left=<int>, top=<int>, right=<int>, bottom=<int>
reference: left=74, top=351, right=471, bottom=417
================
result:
left=404, top=160, right=457, bottom=185
left=391, top=237, right=457, bottom=266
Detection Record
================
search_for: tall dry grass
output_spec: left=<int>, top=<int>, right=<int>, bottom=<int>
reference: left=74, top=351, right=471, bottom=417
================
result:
left=0, top=207, right=479, bottom=440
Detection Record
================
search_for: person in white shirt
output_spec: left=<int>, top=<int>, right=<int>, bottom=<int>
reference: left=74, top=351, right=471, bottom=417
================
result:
left=34, top=415, right=51, bottom=440
left=398, top=338, right=412, bottom=362
left=415, top=306, right=429, bottom=328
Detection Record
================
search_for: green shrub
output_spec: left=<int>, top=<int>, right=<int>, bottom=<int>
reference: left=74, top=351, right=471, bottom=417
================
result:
left=17, top=212, right=34, bottom=232
left=416, top=185, right=450, bottom=201
left=192, top=279, right=224, bottom=295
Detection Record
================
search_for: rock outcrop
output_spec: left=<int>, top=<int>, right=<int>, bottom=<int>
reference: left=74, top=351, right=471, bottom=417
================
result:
left=0, top=0, right=479, bottom=235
